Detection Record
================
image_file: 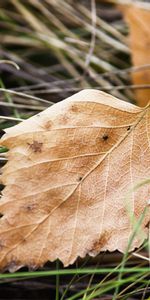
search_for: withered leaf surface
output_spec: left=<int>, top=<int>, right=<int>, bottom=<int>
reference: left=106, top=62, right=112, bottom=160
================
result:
left=0, top=89, right=150, bottom=271
left=120, top=4, right=150, bottom=107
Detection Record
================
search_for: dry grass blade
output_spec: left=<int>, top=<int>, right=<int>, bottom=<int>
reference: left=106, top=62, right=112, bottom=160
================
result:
left=0, top=60, right=20, bottom=70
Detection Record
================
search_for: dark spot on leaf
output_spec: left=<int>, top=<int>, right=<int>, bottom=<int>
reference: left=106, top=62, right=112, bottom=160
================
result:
left=89, top=231, right=111, bottom=255
left=25, top=204, right=36, bottom=212
left=93, top=232, right=108, bottom=249
left=70, top=104, right=79, bottom=113
left=44, top=120, right=53, bottom=130
left=60, top=114, right=69, bottom=124
left=78, top=176, right=83, bottom=181
left=102, top=134, right=109, bottom=141
left=22, top=238, right=27, bottom=243
left=127, top=126, right=131, bottom=131
left=27, top=141, right=43, bottom=153
left=0, top=213, right=3, bottom=218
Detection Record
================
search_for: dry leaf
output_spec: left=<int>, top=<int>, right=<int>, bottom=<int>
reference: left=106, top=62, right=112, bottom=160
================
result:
left=120, top=4, right=150, bottom=107
left=0, top=89, right=150, bottom=271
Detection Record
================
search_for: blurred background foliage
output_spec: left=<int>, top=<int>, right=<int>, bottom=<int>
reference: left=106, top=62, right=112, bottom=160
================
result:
left=0, top=0, right=135, bottom=124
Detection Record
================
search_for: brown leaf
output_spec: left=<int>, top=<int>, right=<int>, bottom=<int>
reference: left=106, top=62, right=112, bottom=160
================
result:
left=0, top=89, right=150, bottom=271
left=120, top=4, right=150, bottom=106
